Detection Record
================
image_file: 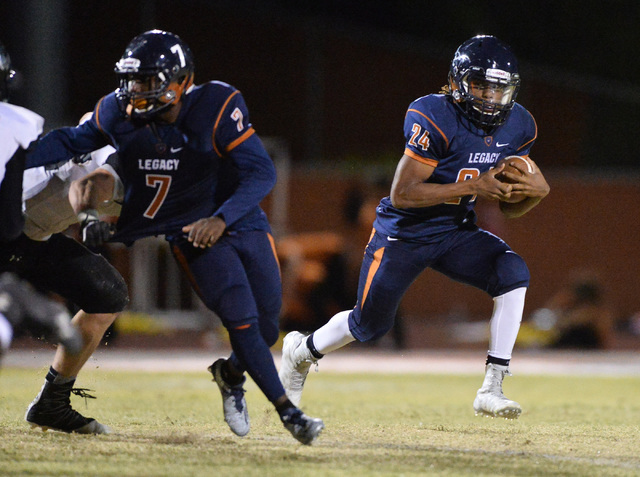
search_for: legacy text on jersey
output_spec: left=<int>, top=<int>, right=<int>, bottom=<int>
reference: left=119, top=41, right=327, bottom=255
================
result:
left=137, top=158, right=180, bottom=170
left=468, top=152, right=501, bottom=164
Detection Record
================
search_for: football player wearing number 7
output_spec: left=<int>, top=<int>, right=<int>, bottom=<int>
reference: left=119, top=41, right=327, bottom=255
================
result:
left=28, top=30, right=324, bottom=445
left=280, top=35, right=550, bottom=419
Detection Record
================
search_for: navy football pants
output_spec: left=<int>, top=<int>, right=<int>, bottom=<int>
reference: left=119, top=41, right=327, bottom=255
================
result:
left=348, top=228, right=530, bottom=342
left=171, top=230, right=285, bottom=401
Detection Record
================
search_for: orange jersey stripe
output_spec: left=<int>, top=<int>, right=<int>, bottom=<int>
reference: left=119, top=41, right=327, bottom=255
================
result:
left=367, top=228, right=376, bottom=247
left=407, top=108, right=449, bottom=149
left=361, top=246, right=385, bottom=308
left=94, top=97, right=116, bottom=144
left=404, top=148, right=438, bottom=167
left=171, top=244, right=204, bottom=299
left=517, top=112, right=538, bottom=152
left=94, top=97, right=106, bottom=134
left=266, top=232, right=281, bottom=277
left=225, top=127, right=255, bottom=152
left=212, top=90, right=241, bottom=156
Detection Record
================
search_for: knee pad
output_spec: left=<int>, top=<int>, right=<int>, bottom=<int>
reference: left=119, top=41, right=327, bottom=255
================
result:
left=489, top=251, right=530, bottom=297
left=85, top=273, right=129, bottom=313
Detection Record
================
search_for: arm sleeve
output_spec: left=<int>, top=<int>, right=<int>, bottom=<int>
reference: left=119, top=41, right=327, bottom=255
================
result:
left=515, top=109, right=538, bottom=156
left=213, top=133, right=276, bottom=227
left=209, top=89, right=276, bottom=227
left=25, top=117, right=109, bottom=169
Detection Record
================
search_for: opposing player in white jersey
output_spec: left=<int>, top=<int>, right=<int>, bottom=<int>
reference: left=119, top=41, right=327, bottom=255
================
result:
left=6, top=115, right=130, bottom=435
left=0, top=40, right=81, bottom=361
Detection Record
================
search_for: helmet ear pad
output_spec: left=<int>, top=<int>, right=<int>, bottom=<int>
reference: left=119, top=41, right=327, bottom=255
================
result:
left=448, top=73, right=462, bottom=101
left=161, top=71, right=194, bottom=107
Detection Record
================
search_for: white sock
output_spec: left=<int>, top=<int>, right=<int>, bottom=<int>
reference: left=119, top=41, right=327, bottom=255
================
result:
left=0, top=313, right=13, bottom=351
left=488, top=287, right=527, bottom=360
left=311, top=310, right=355, bottom=355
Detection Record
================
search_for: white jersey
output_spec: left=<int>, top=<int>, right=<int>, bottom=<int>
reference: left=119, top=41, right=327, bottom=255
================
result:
left=22, top=146, right=121, bottom=241
left=0, top=102, right=44, bottom=184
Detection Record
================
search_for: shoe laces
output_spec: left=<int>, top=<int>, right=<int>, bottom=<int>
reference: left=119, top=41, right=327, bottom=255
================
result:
left=228, top=385, right=246, bottom=411
left=71, top=388, right=97, bottom=408
left=291, top=358, right=315, bottom=386
left=483, top=367, right=507, bottom=395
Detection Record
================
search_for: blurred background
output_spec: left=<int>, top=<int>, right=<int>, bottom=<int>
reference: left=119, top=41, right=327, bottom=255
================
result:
left=3, top=0, right=640, bottom=352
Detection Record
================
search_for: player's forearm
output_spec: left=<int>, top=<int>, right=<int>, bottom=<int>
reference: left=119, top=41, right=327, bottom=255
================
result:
left=217, top=140, right=276, bottom=226
left=69, top=173, right=115, bottom=214
left=499, top=196, right=542, bottom=218
left=26, top=128, right=100, bottom=169
left=390, top=180, right=476, bottom=209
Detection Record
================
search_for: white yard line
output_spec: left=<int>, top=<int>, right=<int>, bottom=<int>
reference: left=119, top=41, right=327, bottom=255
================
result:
left=3, top=348, right=640, bottom=376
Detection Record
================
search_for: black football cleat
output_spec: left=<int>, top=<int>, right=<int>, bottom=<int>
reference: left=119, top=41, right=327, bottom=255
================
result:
left=25, top=380, right=110, bottom=434
left=280, top=408, right=324, bottom=445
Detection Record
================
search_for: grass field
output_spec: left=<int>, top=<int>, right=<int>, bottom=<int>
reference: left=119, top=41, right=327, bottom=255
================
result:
left=1, top=365, right=639, bottom=476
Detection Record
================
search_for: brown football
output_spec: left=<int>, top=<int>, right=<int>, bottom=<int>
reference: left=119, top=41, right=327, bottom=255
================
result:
left=495, top=155, right=534, bottom=203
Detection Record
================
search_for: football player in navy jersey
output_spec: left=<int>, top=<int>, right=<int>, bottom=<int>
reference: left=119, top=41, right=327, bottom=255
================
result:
left=280, top=35, right=550, bottom=419
left=27, top=30, right=323, bottom=445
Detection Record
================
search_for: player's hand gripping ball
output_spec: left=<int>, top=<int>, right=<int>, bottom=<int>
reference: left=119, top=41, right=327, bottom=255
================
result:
left=495, top=155, right=534, bottom=203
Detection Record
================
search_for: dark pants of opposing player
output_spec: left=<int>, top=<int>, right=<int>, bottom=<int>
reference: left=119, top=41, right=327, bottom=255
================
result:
left=0, top=233, right=129, bottom=313
left=171, top=230, right=285, bottom=402
left=348, top=228, right=530, bottom=342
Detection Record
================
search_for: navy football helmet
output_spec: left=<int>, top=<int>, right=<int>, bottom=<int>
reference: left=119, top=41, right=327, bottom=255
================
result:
left=0, top=41, right=16, bottom=102
left=448, top=35, right=520, bottom=129
left=115, top=30, right=194, bottom=119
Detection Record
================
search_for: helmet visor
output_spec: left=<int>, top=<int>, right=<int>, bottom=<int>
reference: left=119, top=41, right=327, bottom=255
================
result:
left=463, top=76, right=517, bottom=113
left=117, top=73, right=173, bottom=115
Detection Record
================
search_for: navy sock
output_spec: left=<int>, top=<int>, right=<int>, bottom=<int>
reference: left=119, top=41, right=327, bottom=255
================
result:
left=228, top=352, right=244, bottom=375
left=227, top=322, right=286, bottom=403
left=220, top=360, right=244, bottom=386
left=275, top=399, right=297, bottom=418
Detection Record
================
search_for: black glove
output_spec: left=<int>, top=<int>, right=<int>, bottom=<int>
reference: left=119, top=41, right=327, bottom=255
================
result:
left=77, top=209, right=113, bottom=248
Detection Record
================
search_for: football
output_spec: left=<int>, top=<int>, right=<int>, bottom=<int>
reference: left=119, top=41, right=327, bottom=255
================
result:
left=494, top=155, right=534, bottom=203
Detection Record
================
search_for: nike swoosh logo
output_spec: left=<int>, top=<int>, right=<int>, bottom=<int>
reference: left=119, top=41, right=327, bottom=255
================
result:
left=496, top=142, right=509, bottom=147
left=387, top=237, right=399, bottom=241
left=170, top=146, right=184, bottom=153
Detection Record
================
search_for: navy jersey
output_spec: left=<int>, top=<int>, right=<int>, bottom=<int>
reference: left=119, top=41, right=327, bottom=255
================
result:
left=29, top=81, right=276, bottom=243
left=374, top=94, right=537, bottom=241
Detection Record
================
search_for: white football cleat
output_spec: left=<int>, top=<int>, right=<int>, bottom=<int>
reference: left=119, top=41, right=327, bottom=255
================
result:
left=473, top=363, right=522, bottom=419
left=208, top=359, right=250, bottom=437
left=279, top=331, right=317, bottom=407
